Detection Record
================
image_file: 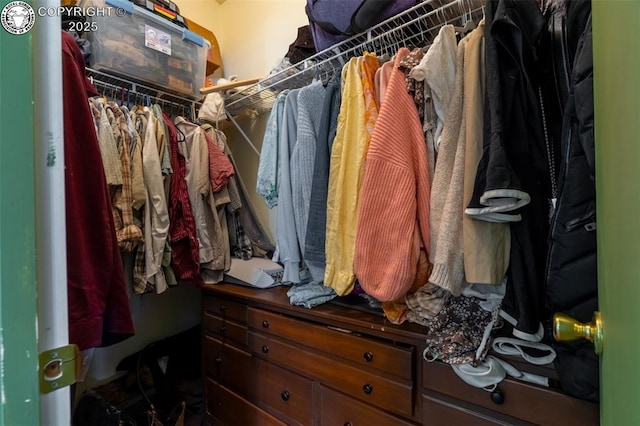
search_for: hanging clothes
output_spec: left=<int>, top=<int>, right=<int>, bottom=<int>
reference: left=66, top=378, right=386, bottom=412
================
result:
left=379, top=48, right=430, bottom=323
left=90, top=98, right=123, bottom=187
left=132, top=110, right=150, bottom=293
left=223, top=128, right=275, bottom=259
left=427, top=31, right=467, bottom=295
left=139, top=108, right=170, bottom=294
left=174, top=117, right=228, bottom=281
left=202, top=124, right=233, bottom=274
left=152, top=104, right=177, bottom=287
left=354, top=48, right=431, bottom=302
left=360, top=52, right=380, bottom=140
left=123, top=105, right=147, bottom=212
left=374, top=60, right=394, bottom=106
left=164, top=113, right=204, bottom=286
left=462, top=21, right=510, bottom=285
left=469, top=0, right=551, bottom=342
left=257, top=90, right=289, bottom=209
left=325, top=57, right=370, bottom=295
left=291, top=80, right=327, bottom=270
left=108, top=102, right=144, bottom=252
left=62, top=30, right=134, bottom=351
left=429, top=20, right=509, bottom=295
left=398, top=48, right=425, bottom=122
left=410, top=24, right=458, bottom=155
left=202, top=126, right=235, bottom=193
left=304, top=74, right=342, bottom=283
left=274, top=88, right=305, bottom=283
left=545, top=0, right=598, bottom=402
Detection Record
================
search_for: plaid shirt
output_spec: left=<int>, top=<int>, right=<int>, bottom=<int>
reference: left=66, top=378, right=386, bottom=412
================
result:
left=132, top=110, right=152, bottom=294
left=108, top=102, right=143, bottom=252
left=209, top=129, right=253, bottom=261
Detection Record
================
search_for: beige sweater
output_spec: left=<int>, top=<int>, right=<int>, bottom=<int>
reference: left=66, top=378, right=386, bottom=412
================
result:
left=462, top=21, right=511, bottom=284
left=427, top=29, right=470, bottom=295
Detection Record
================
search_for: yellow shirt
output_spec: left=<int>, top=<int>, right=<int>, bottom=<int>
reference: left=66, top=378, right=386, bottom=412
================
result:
left=324, top=55, right=378, bottom=296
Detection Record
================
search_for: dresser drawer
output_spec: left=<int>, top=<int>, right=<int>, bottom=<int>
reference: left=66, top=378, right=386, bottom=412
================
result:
left=206, top=379, right=287, bottom=426
left=204, top=312, right=247, bottom=346
left=422, top=360, right=599, bottom=426
left=320, top=385, right=415, bottom=426
left=248, top=307, right=413, bottom=380
left=254, top=358, right=314, bottom=425
left=250, top=331, right=413, bottom=417
left=204, top=295, right=247, bottom=323
left=203, top=336, right=253, bottom=393
left=422, top=394, right=531, bottom=426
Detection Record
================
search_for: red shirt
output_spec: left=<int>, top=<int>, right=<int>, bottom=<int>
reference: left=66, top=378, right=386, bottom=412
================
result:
left=164, top=113, right=204, bottom=285
left=62, top=31, right=134, bottom=350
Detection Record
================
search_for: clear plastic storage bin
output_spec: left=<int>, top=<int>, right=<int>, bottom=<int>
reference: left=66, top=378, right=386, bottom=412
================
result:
left=82, top=0, right=210, bottom=99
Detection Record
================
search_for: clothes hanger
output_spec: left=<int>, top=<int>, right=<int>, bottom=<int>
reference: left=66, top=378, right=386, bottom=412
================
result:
left=101, top=84, right=107, bottom=104
left=453, top=0, right=476, bottom=35
left=176, top=124, right=186, bottom=142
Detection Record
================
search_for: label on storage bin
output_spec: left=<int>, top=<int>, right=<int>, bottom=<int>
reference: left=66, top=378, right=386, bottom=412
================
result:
left=145, top=24, right=171, bottom=55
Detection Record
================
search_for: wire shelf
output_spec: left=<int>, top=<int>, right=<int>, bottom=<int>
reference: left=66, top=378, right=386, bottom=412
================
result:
left=223, top=0, right=484, bottom=116
left=86, top=68, right=202, bottom=114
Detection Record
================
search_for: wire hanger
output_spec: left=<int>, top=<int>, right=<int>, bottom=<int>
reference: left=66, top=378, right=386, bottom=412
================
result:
left=175, top=124, right=186, bottom=142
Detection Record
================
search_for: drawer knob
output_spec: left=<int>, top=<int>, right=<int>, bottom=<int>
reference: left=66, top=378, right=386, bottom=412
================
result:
left=219, top=326, right=227, bottom=333
left=262, top=320, right=270, bottom=328
left=262, top=345, right=270, bottom=353
left=363, top=352, right=374, bottom=362
left=491, top=389, right=505, bottom=405
left=344, top=422, right=353, bottom=426
left=220, top=305, right=227, bottom=311
left=362, top=384, right=373, bottom=394
left=214, top=357, right=222, bottom=365
left=280, top=391, right=290, bottom=401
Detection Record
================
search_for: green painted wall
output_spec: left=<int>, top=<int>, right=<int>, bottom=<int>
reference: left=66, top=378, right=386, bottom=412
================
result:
left=0, top=0, right=40, bottom=424
left=593, top=0, right=640, bottom=425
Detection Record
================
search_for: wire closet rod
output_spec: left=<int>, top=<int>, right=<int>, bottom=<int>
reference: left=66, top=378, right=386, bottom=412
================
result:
left=86, top=67, right=202, bottom=112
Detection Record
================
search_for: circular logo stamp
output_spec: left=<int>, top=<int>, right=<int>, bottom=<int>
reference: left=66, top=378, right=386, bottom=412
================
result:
left=1, top=1, right=35, bottom=35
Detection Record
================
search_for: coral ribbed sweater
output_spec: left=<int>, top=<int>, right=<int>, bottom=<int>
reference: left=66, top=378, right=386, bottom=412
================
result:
left=355, top=48, right=431, bottom=302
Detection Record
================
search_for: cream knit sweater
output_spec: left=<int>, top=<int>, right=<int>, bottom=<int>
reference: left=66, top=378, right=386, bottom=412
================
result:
left=355, top=48, right=431, bottom=302
left=428, top=32, right=468, bottom=295
left=429, top=25, right=496, bottom=295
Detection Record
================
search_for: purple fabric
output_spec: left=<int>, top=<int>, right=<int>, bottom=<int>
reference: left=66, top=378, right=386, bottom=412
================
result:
left=306, top=0, right=418, bottom=51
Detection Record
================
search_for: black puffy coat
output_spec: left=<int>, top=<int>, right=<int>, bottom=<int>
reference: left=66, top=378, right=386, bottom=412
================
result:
left=545, top=0, right=598, bottom=402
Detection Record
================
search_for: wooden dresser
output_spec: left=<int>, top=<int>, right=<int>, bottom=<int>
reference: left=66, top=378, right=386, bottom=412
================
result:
left=202, top=284, right=599, bottom=426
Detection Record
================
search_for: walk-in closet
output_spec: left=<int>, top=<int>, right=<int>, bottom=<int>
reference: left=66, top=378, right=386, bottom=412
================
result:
left=1, top=0, right=638, bottom=425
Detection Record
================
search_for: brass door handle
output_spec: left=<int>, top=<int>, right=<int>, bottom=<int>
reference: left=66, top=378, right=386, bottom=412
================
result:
left=553, top=311, right=603, bottom=355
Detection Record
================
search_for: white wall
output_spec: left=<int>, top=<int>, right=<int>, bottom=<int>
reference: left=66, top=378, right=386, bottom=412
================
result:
left=178, top=0, right=309, bottom=80
left=215, top=0, right=309, bottom=79
left=177, top=0, right=224, bottom=50
left=75, top=282, right=202, bottom=405
left=214, top=0, right=308, bottom=240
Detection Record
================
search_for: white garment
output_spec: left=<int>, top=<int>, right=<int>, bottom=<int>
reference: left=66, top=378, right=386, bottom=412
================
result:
left=452, top=355, right=550, bottom=391
left=141, top=108, right=169, bottom=293
left=409, top=24, right=457, bottom=150
left=492, top=337, right=557, bottom=365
